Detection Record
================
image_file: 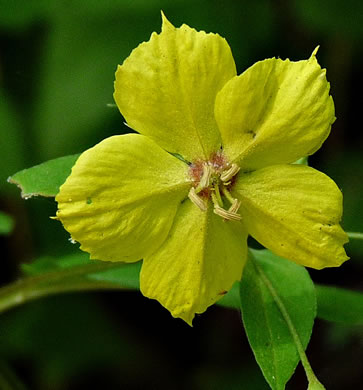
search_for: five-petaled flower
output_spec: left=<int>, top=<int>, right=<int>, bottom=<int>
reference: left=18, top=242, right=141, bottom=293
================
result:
left=56, top=14, right=348, bottom=325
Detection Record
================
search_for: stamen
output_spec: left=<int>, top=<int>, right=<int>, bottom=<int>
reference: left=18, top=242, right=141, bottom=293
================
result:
left=228, top=199, right=241, bottom=214
left=213, top=205, right=241, bottom=221
left=197, top=163, right=212, bottom=191
left=220, top=163, right=240, bottom=183
left=188, top=187, right=207, bottom=212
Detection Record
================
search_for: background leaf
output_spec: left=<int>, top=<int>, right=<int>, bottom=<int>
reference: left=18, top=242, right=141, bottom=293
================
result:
left=0, top=211, right=14, bottom=235
left=240, top=249, right=316, bottom=390
left=8, top=154, right=79, bottom=198
left=15, top=250, right=363, bottom=328
left=0, top=360, right=27, bottom=390
left=217, top=281, right=240, bottom=309
left=20, top=252, right=141, bottom=290
left=316, top=285, right=363, bottom=325
left=0, top=88, right=26, bottom=194
left=0, top=252, right=141, bottom=315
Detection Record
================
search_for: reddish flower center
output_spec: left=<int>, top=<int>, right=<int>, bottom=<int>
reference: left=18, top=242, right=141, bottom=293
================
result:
left=187, top=151, right=241, bottom=221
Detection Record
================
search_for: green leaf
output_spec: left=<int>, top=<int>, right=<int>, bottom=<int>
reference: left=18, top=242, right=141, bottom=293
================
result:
left=0, top=252, right=141, bottom=315
left=20, top=252, right=141, bottom=289
left=21, top=252, right=90, bottom=275
left=240, top=249, right=316, bottom=390
left=8, top=154, right=79, bottom=198
left=21, top=251, right=141, bottom=290
left=217, top=281, right=241, bottom=309
left=200, top=278, right=363, bottom=329
left=88, top=263, right=140, bottom=290
left=316, top=285, right=363, bottom=325
left=0, top=212, right=14, bottom=235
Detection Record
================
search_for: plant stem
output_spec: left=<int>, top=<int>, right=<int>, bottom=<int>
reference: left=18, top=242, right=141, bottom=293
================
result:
left=0, top=262, right=130, bottom=314
left=347, top=231, right=363, bottom=240
left=252, top=257, right=325, bottom=389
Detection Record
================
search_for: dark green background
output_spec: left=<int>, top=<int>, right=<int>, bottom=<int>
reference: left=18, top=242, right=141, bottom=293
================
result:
left=1, top=1, right=362, bottom=389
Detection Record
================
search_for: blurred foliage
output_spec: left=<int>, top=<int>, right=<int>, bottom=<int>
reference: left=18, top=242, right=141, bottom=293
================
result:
left=1, top=0, right=362, bottom=389
left=0, top=211, right=14, bottom=235
left=316, top=285, right=363, bottom=325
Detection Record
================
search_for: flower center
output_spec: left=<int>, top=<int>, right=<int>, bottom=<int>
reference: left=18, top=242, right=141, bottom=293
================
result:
left=188, top=152, right=241, bottom=221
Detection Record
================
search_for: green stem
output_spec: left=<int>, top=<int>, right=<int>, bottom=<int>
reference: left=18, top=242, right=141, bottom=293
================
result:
left=347, top=232, right=363, bottom=240
left=0, top=262, right=129, bottom=314
left=252, top=257, right=325, bottom=389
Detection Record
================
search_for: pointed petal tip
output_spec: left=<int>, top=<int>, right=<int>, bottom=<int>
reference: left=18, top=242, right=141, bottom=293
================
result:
left=311, top=45, right=320, bottom=57
left=160, top=10, right=174, bottom=31
left=177, top=312, right=194, bottom=327
left=306, top=46, right=320, bottom=67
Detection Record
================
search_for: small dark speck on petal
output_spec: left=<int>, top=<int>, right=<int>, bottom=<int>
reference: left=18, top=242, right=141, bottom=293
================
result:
left=246, top=129, right=257, bottom=139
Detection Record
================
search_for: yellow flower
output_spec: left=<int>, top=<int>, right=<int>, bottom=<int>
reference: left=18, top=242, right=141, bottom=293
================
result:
left=56, top=14, right=348, bottom=325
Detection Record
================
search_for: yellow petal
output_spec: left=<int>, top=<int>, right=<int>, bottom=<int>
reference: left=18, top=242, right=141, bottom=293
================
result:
left=56, top=134, right=190, bottom=262
left=140, top=200, right=247, bottom=325
left=114, top=13, right=236, bottom=162
left=215, top=49, right=335, bottom=169
left=234, top=164, right=349, bottom=269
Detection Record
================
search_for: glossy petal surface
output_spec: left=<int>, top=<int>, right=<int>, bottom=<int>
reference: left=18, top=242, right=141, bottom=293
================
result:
left=234, top=164, right=348, bottom=269
left=114, top=15, right=236, bottom=161
left=56, top=134, right=190, bottom=262
left=215, top=49, right=335, bottom=169
left=140, top=200, right=247, bottom=325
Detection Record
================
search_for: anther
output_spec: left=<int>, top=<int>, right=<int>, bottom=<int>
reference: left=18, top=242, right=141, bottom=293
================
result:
left=228, top=199, right=241, bottom=214
left=213, top=205, right=241, bottom=221
left=220, top=163, right=240, bottom=183
left=188, top=187, right=207, bottom=212
left=197, top=163, right=212, bottom=191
